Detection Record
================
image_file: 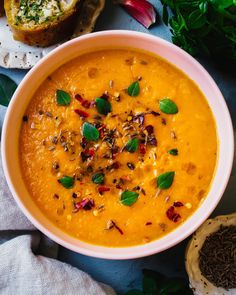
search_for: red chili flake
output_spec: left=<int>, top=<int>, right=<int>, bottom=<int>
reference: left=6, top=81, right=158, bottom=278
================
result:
left=145, top=125, right=154, bottom=135
left=112, top=221, right=124, bottom=235
left=75, top=198, right=95, bottom=210
left=81, top=148, right=95, bottom=162
left=166, top=206, right=181, bottom=222
left=116, top=184, right=122, bottom=189
left=75, top=94, right=91, bottom=109
left=139, top=143, right=146, bottom=155
left=106, top=161, right=120, bottom=171
left=74, top=109, right=89, bottom=118
left=173, top=201, right=184, bottom=207
left=146, top=222, right=152, bottom=226
left=80, top=137, right=88, bottom=149
left=75, top=94, right=83, bottom=102
left=97, top=124, right=106, bottom=139
left=107, top=220, right=123, bottom=235
left=98, top=186, right=110, bottom=194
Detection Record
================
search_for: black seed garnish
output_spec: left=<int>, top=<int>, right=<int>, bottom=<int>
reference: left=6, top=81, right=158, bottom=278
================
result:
left=72, top=192, right=77, bottom=198
left=145, top=125, right=154, bottom=135
left=53, top=193, right=59, bottom=199
left=127, top=162, right=135, bottom=170
left=199, top=225, right=236, bottom=290
left=22, top=115, right=28, bottom=122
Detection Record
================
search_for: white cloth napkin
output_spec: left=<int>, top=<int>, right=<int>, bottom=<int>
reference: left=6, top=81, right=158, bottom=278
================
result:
left=0, top=146, right=116, bottom=295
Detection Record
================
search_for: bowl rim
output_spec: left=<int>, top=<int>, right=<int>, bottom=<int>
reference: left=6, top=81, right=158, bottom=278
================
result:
left=1, top=30, right=234, bottom=259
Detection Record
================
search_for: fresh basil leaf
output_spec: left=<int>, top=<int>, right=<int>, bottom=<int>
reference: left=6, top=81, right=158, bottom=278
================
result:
left=162, top=4, right=169, bottom=25
left=168, top=148, right=178, bottom=156
left=82, top=122, right=99, bottom=141
left=157, top=171, right=175, bottom=189
left=159, top=98, right=178, bottom=114
left=127, top=81, right=140, bottom=97
left=159, top=278, right=185, bottom=294
left=199, top=1, right=208, bottom=14
left=95, top=98, right=111, bottom=115
left=58, top=176, right=74, bottom=188
left=142, top=276, right=158, bottom=293
left=92, top=172, right=104, bottom=184
left=0, top=74, right=17, bottom=107
left=188, top=10, right=207, bottom=29
left=56, top=90, right=70, bottom=106
left=124, top=291, right=143, bottom=295
left=142, top=269, right=166, bottom=284
left=124, top=138, right=139, bottom=153
left=121, top=191, right=139, bottom=206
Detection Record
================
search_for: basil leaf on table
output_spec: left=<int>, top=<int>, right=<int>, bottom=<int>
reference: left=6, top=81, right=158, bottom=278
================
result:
left=0, top=74, right=17, bottom=107
left=143, top=276, right=158, bottom=293
left=125, top=291, right=144, bottom=295
left=157, top=171, right=175, bottom=189
left=82, top=122, right=99, bottom=141
left=159, top=278, right=186, bottom=294
left=120, top=191, right=139, bottom=206
left=56, top=89, right=70, bottom=106
left=159, top=98, right=178, bottom=114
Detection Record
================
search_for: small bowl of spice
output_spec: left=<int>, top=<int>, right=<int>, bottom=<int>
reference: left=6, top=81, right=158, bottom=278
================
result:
left=186, top=213, right=236, bottom=294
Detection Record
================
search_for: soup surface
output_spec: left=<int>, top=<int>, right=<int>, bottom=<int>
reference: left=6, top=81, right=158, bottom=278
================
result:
left=20, top=49, right=217, bottom=247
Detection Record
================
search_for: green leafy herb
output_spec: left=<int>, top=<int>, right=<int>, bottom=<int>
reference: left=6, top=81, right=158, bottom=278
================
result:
left=168, top=148, right=178, bottom=156
left=125, top=291, right=143, bottom=295
left=58, top=176, right=74, bottom=189
left=124, top=138, right=139, bottom=153
left=160, top=98, right=178, bottom=114
left=127, top=81, right=140, bottom=97
left=92, top=172, right=104, bottom=184
left=120, top=191, right=139, bottom=206
left=56, top=90, right=70, bottom=106
left=160, top=0, right=236, bottom=65
left=0, top=74, right=17, bottom=107
left=125, top=269, right=193, bottom=295
left=95, top=98, right=111, bottom=115
left=157, top=171, right=175, bottom=189
left=82, top=122, right=99, bottom=141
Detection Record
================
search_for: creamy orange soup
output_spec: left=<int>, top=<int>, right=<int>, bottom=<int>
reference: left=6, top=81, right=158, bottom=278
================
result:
left=19, top=49, right=217, bottom=247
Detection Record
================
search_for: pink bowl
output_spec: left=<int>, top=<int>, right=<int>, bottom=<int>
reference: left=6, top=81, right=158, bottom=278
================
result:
left=1, top=31, right=234, bottom=259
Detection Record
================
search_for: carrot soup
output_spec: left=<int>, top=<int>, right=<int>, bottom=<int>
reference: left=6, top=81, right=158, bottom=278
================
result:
left=19, top=49, right=217, bottom=246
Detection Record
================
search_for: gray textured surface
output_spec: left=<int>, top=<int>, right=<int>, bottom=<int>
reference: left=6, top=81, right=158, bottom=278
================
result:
left=0, top=1, right=235, bottom=294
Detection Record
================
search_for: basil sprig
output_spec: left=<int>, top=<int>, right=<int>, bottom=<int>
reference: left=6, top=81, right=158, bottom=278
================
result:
left=125, top=268, right=192, bottom=295
left=121, top=191, right=139, bottom=206
left=92, top=172, right=104, bottom=184
left=58, top=176, right=74, bottom=188
left=124, top=138, right=139, bottom=153
left=82, top=122, right=99, bottom=141
left=95, top=97, right=111, bottom=115
left=157, top=171, right=175, bottom=189
left=56, top=90, right=70, bottom=106
left=159, top=98, right=178, bottom=114
left=0, top=74, right=17, bottom=107
left=127, top=81, right=140, bottom=97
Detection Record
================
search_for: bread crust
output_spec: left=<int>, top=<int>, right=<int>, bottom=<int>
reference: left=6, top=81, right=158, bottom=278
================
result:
left=4, top=0, right=82, bottom=47
left=0, top=0, right=4, bottom=16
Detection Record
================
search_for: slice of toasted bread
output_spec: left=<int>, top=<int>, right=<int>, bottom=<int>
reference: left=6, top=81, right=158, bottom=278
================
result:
left=0, top=0, right=4, bottom=16
left=4, top=0, right=82, bottom=47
